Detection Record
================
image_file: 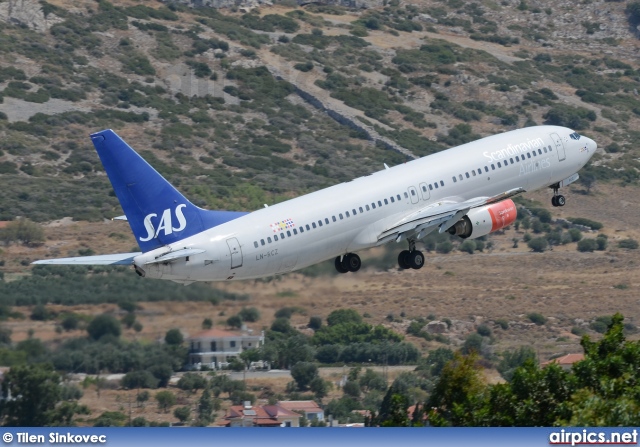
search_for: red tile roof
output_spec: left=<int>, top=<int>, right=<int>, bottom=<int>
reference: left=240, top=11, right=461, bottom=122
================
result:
left=278, top=401, right=323, bottom=413
left=221, top=404, right=300, bottom=427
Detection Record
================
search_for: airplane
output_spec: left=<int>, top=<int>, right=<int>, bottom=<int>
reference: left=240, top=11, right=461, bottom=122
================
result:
left=33, top=125, right=597, bottom=283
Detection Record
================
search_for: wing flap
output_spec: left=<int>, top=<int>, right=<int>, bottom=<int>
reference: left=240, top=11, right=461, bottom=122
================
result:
left=378, top=187, right=525, bottom=242
left=32, top=253, right=141, bottom=265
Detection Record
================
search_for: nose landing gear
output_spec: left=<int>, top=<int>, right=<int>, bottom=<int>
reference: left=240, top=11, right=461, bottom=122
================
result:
left=551, top=184, right=566, bottom=207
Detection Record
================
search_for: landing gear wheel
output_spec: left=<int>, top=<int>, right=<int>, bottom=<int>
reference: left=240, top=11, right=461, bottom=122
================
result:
left=398, top=250, right=411, bottom=270
left=335, top=256, right=349, bottom=274
left=343, top=253, right=361, bottom=272
left=551, top=196, right=558, bottom=207
left=556, top=195, right=566, bottom=207
left=408, top=251, right=425, bottom=270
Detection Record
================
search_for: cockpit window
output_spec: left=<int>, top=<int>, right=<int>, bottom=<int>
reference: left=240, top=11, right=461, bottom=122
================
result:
left=569, top=132, right=581, bottom=140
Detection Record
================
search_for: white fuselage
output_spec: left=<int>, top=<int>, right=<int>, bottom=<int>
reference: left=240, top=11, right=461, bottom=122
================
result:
left=133, top=125, right=595, bottom=282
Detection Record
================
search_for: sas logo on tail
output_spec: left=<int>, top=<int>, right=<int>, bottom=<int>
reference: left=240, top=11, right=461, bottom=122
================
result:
left=139, top=204, right=187, bottom=242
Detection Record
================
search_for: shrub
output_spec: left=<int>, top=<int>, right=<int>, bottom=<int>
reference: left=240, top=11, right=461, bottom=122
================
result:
left=164, top=329, right=183, bottom=346
left=459, top=240, right=476, bottom=254
left=87, top=314, right=121, bottom=340
left=238, top=307, right=260, bottom=322
left=476, top=324, right=492, bottom=337
left=618, top=238, right=638, bottom=249
left=577, top=239, right=598, bottom=252
left=527, top=237, right=548, bottom=252
left=527, top=312, right=547, bottom=325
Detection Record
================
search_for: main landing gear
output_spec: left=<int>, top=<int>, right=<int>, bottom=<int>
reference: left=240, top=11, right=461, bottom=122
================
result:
left=398, top=239, right=424, bottom=270
left=335, top=253, right=361, bottom=274
left=551, top=184, right=566, bottom=207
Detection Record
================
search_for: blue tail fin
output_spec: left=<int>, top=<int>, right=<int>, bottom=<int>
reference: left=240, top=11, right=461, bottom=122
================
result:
left=91, top=129, right=247, bottom=252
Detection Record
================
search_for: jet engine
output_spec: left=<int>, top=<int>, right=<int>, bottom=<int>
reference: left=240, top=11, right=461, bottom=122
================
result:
left=447, top=199, right=517, bottom=239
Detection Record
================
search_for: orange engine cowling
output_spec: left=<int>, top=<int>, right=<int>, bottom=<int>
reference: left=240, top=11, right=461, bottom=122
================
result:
left=447, top=199, right=517, bottom=239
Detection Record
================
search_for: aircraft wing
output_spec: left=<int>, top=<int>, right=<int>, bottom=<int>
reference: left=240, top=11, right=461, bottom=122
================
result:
left=377, top=187, right=525, bottom=243
left=32, top=253, right=141, bottom=266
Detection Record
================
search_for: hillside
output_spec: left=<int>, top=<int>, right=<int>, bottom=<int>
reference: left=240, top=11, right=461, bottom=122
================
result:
left=0, top=0, right=639, bottom=223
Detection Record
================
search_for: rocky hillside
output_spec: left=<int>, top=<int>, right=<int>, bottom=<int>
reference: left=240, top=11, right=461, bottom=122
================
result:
left=0, top=0, right=639, bottom=224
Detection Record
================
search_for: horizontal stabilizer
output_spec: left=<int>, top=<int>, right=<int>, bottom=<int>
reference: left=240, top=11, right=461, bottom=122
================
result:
left=32, top=253, right=141, bottom=266
left=144, top=248, right=205, bottom=265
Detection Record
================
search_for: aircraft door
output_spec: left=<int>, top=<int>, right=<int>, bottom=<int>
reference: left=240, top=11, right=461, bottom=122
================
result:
left=226, top=237, right=243, bottom=269
left=550, top=133, right=566, bottom=162
left=419, top=183, right=430, bottom=201
left=408, top=186, right=419, bottom=204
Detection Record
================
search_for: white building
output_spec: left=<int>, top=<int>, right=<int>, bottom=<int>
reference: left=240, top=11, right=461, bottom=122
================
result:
left=187, top=328, right=264, bottom=369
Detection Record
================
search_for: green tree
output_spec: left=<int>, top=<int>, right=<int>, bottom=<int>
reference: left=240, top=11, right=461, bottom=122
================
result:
left=426, top=353, right=485, bottom=426
left=226, top=315, right=243, bottom=329
left=327, top=309, right=363, bottom=326
left=173, top=406, right=191, bottom=424
left=196, top=388, right=214, bottom=426
left=155, top=390, right=176, bottom=413
left=202, top=318, right=213, bottom=329
left=0, top=363, right=61, bottom=426
left=380, top=394, right=410, bottom=427
left=238, top=307, right=260, bottom=322
left=164, top=329, right=183, bottom=346
left=310, top=376, right=330, bottom=399
left=291, top=361, right=319, bottom=390
left=87, top=314, right=121, bottom=340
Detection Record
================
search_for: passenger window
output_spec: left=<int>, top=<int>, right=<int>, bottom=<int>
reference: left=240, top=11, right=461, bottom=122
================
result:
left=384, top=199, right=388, bottom=205
left=340, top=213, right=344, bottom=219
left=548, top=145, right=553, bottom=151
left=440, top=181, right=444, bottom=186
left=422, top=186, right=427, bottom=192
left=510, top=158, right=514, bottom=163
left=325, top=218, right=329, bottom=224
left=254, top=241, right=258, bottom=248
left=491, top=164, right=496, bottom=170
left=300, top=227, right=304, bottom=233
left=346, top=211, right=350, bottom=217
left=429, top=184, right=433, bottom=190
left=267, top=237, right=272, bottom=243
left=378, top=201, right=382, bottom=207
left=312, top=222, right=317, bottom=229
left=404, top=192, right=409, bottom=199
left=458, top=174, right=463, bottom=181
left=306, top=224, right=310, bottom=231
left=390, top=196, right=395, bottom=203
left=371, top=203, right=376, bottom=209
left=543, top=147, right=547, bottom=153
left=397, top=194, right=401, bottom=200
left=465, top=172, right=470, bottom=178
left=318, top=220, right=322, bottom=227
left=515, top=156, right=520, bottom=162
left=484, top=166, right=489, bottom=172
left=332, top=216, right=337, bottom=222
left=261, top=239, right=265, bottom=246
left=293, top=229, right=297, bottom=235
left=527, top=153, right=531, bottom=159
left=453, top=176, right=457, bottom=183
left=497, top=162, right=502, bottom=168
left=532, top=151, right=536, bottom=157
left=287, top=230, right=292, bottom=237
left=411, top=190, right=416, bottom=196
left=503, top=160, right=508, bottom=166
left=352, top=209, right=357, bottom=215
left=472, top=171, right=476, bottom=177
left=434, top=183, right=439, bottom=189
left=274, top=234, right=279, bottom=241
left=366, top=205, right=370, bottom=211
left=538, top=149, right=542, bottom=155
left=359, top=207, right=364, bottom=213
left=281, top=232, right=286, bottom=238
